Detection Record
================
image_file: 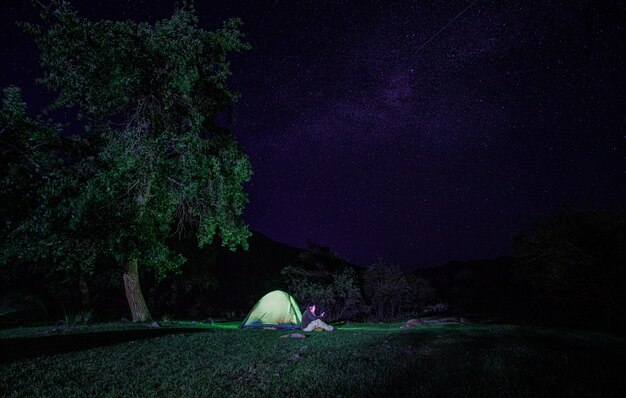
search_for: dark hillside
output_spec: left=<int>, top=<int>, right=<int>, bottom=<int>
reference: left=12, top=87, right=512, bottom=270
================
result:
left=210, top=232, right=304, bottom=311
left=414, top=257, right=613, bottom=330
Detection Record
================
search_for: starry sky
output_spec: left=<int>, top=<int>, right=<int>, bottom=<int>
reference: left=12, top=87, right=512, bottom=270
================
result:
left=1, top=0, right=624, bottom=269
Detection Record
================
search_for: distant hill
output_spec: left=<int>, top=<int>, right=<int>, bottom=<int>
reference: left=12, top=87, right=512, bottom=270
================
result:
left=0, top=229, right=610, bottom=329
left=209, top=231, right=304, bottom=311
left=2, top=228, right=611, bottom=331
left=210, top=239, right=529, bottom=319
left=413, top=257, right=596, bottom=327
left=417, top=257, right=520, bottom=299
left=99, top=230, right=367, bottom=319
left=414, top=257, right=525, bottom=319
left=209, top=237, right=534, bottom=319
left=143, top=230, right=307, bottom=317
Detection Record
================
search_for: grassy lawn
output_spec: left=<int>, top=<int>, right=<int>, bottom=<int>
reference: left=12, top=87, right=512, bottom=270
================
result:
left=0, top=320, right=233, bottom=340
left=1, top=322, right=624, bottom=397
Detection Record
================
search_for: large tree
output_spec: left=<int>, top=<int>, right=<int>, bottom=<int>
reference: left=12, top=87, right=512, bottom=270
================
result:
left=1, top=1, right=252, bottom=321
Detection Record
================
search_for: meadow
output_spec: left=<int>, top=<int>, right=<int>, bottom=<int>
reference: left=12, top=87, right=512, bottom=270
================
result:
left=1, top=321, right=624, bottom=397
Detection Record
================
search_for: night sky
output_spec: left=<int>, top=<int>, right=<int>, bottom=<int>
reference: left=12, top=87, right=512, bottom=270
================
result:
left=1, top=0, right=624, bottom=269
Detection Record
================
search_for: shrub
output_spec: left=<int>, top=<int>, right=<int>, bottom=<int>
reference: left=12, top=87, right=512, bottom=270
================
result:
left=282, top=265, right=364, bottom=321
left=63, top=309, right=93, bottom=326
left=422, top=302, right=448, bottom=314
left=0, top=292, right=49, bottom=321
left=364, top=257, right=435, bottom=320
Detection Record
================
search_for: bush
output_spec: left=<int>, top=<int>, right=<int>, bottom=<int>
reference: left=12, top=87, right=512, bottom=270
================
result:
left=282, top=265, right=364, bottom=321
left=63, top=309, right=94, bottom=326
left=0, top=292, right=49, bottom=321
left=364, top=257, right=435, bottom=320
left=422, top=302, right=448, bottom=314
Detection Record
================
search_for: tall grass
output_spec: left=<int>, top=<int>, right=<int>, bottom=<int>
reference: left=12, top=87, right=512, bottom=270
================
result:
left=63, top=309, right=94, bottom=326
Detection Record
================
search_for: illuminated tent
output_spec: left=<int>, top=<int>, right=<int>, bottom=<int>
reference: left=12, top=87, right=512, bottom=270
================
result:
left=241, top=290, right=302, bottom=329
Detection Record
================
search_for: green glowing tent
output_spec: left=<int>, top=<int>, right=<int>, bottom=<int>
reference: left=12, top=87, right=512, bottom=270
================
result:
left=241, top=290, right=302, bottom=329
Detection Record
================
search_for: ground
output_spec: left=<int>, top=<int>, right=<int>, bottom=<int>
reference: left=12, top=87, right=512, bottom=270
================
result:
left=0, top=321, right=624, bottom=397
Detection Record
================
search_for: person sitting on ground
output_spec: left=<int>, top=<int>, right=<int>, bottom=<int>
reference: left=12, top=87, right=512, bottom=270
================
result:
left=301, top=303, right=334, bottom=331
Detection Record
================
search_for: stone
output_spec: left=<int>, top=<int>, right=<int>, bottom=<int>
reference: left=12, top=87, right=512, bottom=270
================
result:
left=280, top=333, right=307, bottom=339
left=401, top=319, right=428, bottom=328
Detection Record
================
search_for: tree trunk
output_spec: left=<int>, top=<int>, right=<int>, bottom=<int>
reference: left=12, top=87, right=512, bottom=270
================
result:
left=79, top=274, right=91, bottom=309
left=123, top=259, right=152, bottom=322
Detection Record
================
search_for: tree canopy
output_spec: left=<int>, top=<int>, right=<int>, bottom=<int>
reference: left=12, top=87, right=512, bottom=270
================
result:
left=1, top=1, right=252, bottom=321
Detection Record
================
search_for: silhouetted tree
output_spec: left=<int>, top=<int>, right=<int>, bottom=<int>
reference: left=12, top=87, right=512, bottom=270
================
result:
left=514, top=209, right=626, bottom=327
left=364, top=257, right=434, bottom=320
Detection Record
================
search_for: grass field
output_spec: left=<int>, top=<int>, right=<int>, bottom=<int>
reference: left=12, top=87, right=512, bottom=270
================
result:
left=1, top=322, right=624, bottom=397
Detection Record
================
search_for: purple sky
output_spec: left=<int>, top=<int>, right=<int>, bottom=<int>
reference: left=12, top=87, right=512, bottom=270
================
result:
left=2, top=0, right=624, bottom=268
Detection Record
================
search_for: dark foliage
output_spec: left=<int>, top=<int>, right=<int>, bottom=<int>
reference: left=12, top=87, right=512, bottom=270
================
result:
left=514, top=208, right=626, bottom=329
left=281, top=243, right=364, bottom=321
left=1, top=1, right=253, bottom=321
left=364, top=257, right=435, bottom=320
